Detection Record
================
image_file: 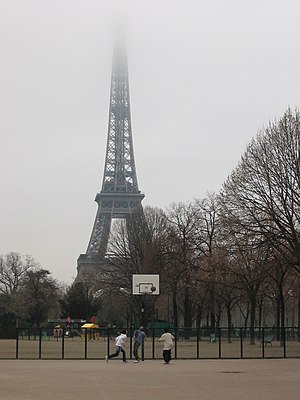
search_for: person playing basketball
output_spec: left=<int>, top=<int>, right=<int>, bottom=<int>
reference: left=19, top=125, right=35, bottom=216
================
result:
left=159, top=328, right=174, bottom=364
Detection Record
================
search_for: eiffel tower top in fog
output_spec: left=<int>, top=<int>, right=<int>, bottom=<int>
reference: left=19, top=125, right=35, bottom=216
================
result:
left=102, top=41, right=141, bottom=194
left=76, top=39, right=144, bottom=277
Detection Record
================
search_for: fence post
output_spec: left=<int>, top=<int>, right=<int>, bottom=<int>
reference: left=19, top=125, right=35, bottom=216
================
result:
left=174, top=328, right=177, bottom=359
left=84, top=329, right=87, bottom=359
left=16, top=327, right=19, bottom=360
left=262, top=327, right=265, bottom=358
left=106, top=328, right=110, bottom=358
left=196, top=327, right=200, bottom=359
left=62, top=328, right=65, bottom=359
left=39, top=328, right=42, bottom=359
left=283, top=327, right=286, bottom=358
left=218, top=328, right=222, bottom=359
left=152, top=328, right=155, bottom=359
left=240, top=328, right=243, bottom=359
left=129, top=326, right=133, bottom=360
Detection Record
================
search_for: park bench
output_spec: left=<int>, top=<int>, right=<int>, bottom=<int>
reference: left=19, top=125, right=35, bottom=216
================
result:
left=260, top=336, right=275, bottom=346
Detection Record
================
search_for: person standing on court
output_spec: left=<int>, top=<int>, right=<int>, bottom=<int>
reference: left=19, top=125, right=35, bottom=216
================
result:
left=133, top=326, right=146, bottom=362
left=106, top=330, right=127, bottom=363
left=159, top=328, right=175, bottom=364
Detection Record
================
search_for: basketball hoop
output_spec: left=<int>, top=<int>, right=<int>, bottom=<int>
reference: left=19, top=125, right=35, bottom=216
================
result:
left=132, top=274, right=159, bottom=295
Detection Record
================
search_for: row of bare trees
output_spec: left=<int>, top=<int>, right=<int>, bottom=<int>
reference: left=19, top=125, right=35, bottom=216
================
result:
left=0, top=252, right=61, bottom=326
left=78, top=109, right=300, bottom=338
left=218, top=108, right=300, bottom=340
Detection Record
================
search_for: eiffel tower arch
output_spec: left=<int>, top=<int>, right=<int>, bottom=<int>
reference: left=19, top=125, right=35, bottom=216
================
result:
left=77, top=41, right=144, bottom=278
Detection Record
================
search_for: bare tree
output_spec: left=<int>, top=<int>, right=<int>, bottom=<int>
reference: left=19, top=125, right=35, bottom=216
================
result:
left=265, top=250, right=295, bottom=344
left=165, top=201, right=201, bottom=329
left=221, top=108, right=300, bottom=274
left=98, top=206, right=169, bottom=327
left=227, top=234, right=271, bottom=344
left=0, top=252, right=37, bottom=326
left=194, top=193, right=220, bottom=328
left=0, top=252, right=36, bottom=295
left=213, top=248, right=242, bottom=342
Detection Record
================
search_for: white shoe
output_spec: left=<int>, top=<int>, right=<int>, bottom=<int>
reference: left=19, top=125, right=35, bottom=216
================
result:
left=105, top=355, right=108, bottom=362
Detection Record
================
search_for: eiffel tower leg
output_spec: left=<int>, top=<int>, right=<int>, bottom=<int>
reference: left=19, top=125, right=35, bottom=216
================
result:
left=87, top=211, right=112, bottom=258
left=77, top=212, right=112, bottom=277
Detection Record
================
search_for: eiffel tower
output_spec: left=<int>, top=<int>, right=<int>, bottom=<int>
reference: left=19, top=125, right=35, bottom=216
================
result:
left=77, top=41, right=144, bottom=277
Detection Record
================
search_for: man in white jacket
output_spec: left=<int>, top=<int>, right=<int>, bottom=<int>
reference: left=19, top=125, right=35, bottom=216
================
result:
left=106, top=330, right=127, bottom=363
left=159, top=328, right=175, bottom=364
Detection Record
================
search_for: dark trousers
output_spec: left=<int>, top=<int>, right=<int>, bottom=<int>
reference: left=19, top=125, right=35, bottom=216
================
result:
left=109, top=346, right=126, bottom=362
left=163, top=349, right=171, bottom=363
left=133, top=341, right=142, bottom=360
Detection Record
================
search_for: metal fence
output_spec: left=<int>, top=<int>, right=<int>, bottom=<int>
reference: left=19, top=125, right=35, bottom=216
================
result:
left=0, top=326, right=299, bottom=360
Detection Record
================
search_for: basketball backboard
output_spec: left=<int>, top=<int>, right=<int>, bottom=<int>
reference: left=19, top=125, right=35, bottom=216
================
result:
left=132, top=274, right=159, bottom=295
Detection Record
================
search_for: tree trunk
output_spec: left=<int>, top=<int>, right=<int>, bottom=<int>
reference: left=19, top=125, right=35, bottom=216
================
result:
left=209, top=284, right=216, bottom=328
left=279, top=291, right=285, bottom=347
left=258, top=303, right=262, bottom=338
left=276, top=296, right=281, bottom=341
left=183, top=286, right=192, bottom=339
left=183, top=286, right=192, bottom=328
left=172, top=291, right=178, bottom=328
left=227, top=305, right=232, bottom=343
left=196, top=305, right=203, bottom=328
left=242, top=303, right=250, bottom=329
left=249, top=298, right=256, bottom=345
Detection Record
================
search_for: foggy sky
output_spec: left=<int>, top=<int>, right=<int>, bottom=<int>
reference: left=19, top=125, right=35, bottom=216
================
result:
left=1, top=0, right=300, bottom=285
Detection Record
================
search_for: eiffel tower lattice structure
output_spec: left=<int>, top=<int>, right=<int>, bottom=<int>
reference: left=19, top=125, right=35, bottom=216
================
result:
left=77, top=42, right=144, bottom=278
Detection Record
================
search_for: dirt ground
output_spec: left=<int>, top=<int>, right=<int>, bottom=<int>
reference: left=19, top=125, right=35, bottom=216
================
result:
left=0, top=358, right=299, bottom=400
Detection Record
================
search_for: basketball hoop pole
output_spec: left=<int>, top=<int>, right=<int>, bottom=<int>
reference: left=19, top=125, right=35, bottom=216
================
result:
left=140, top=292, right=148, bottom=327
left=140, top=290, right=156, bottom=327
left=132, top=274, right=159, bottom=327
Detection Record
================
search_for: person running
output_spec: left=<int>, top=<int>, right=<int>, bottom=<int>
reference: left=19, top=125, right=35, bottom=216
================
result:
left=133, top=326, right=146, bottom=363
left=159, top=328, right=174, bottom=364
left=106, top=330, right=127, bottom=363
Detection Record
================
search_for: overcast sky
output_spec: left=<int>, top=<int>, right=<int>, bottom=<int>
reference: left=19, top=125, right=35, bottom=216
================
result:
left=1, top=0, right=300, bottom=285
